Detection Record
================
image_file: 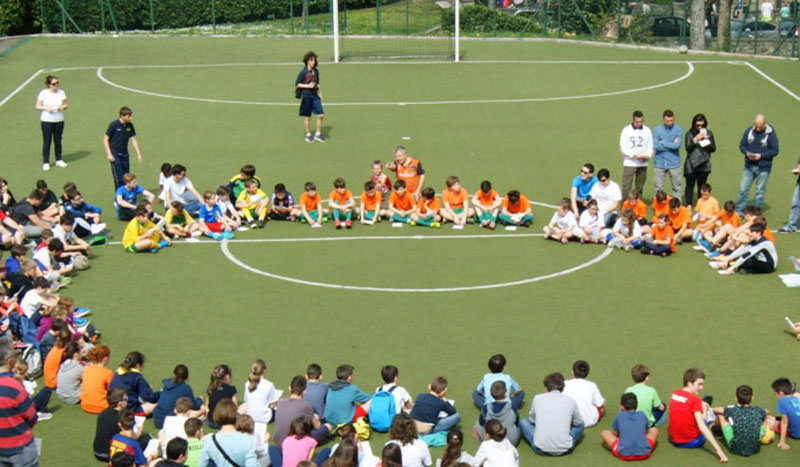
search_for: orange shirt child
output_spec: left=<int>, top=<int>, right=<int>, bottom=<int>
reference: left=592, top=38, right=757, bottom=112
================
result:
left=80, top=365, right=114, bottom=413
left=43, top=346, right=66, bottom=389
left=502, top=193, right=531, bottom=214
left=716, top=210, right=740, bottom=228
left=389, top=190, right=415, bottom=211
left=360, top=190, right=382, bottom=212
left=650, top=196, right=672, bottom=223
left=694, top=196, right=719, bottom=229
left=328, top=189, right=354, bottom=206
left=651, top=223, right=676, bottom=253
left=441, top=187, right=468, bottom=210
left=474, top=189, right=499, bottom=207
left=621, top=199, right=647, bottom=220
left=667, top=206, right=692, bottom=232
left=299, top=192, right=321, bottom=211
left=764, top=228, right=775, bottom=243
left=417, top=197, right=441, bottom=216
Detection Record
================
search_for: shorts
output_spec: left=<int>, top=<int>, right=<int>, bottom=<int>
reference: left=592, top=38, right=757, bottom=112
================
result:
left=611, top=438, right=654, bottom=461
left=362, top=210, right=376, bottom=220
left=206, top=222, right=222, bottom=233
left=452, top=207, right=464, bottom=215
left=299, top=95, right=324, bottom=117
left=671, top=434, right=705, bottom=448
left=124, top=245, right=140, bottom=253
left=268, top=211, right=291, bottom=221
left=352, top=405, right=367, bottom=421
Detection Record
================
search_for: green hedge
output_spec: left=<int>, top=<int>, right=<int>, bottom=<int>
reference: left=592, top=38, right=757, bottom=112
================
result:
left=0, top=0, right=40, bottom=35
left=442, top=4, right=541, bottom=34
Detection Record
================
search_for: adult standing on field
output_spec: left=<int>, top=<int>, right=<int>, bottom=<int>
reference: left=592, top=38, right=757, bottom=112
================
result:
left=0, top=337, right=38, bottom=466
left=103, top=106, right=143, bottom=190
left=652, top=109, right=683, bottom=201
left=619, top=110, right=653, bottom=199
left=35, top=75, right=68, bottom=172
left=735, top=113, right=778, bottom=215
left=683, top=113, right=715, bottom=207
left=386, top=146, right=426, bottom=201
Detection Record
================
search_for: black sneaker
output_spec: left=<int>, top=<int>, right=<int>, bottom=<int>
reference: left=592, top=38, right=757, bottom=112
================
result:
left=314, top=134, right=327, bottom=143
left=257, top=219, right=265, bottom=228
left=304, top=134, right=314, bottom=143
left=778, top=227, right=795, bottom=233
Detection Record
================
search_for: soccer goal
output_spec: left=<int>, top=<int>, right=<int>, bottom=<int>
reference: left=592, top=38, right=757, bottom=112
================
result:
left=333, top=0, right=460, bottom=62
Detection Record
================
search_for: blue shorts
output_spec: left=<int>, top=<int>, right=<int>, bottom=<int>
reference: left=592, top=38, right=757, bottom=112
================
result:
left=299, top=95, right=324, bottom=117
left=671, top=434, right=705, bottom=448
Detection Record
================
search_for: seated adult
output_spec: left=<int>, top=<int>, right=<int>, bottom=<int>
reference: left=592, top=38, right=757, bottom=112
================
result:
left=10, top=190, right=50, bottom=238
left=569, top=163, right=598, bottom=218
left=519, top=372, right=584, bottom=456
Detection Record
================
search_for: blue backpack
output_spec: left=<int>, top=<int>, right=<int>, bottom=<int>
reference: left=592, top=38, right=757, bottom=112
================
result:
left=368, top=385, right=397, bottom=432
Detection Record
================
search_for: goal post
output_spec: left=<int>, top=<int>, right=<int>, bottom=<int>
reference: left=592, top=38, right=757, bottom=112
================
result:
left=333, top=0, right=460, bottom=62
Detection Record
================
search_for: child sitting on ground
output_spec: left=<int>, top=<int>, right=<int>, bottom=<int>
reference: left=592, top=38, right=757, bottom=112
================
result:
left=641, top=214, right=675, bottom=257
left=440, top=176, right=474, bottom=226
left=52, top=213, right=91, bottom=257
left=576, top=199, right=604, bottom=244
left=410, top=187, right=442, bottom=228
left=563, top=360, right=605, bottom=428
left=601, top=393, right=658, bottom=461
left=666, top=198, right=693, bottom=244
left=108, top=409, right=157, bottom=466
left=122, top=206, right=170, bottom=254
left=359, top=181, right=382, bottom=226
left=473, top=353, right=524, bottom=409
left=620, top=190, right=647, bottom=223
left=214, top=186, right=242, bottom=228
left=472, top=180, right=501, bottom=230
left=324, top=364, right=371, bottom=427
left=197, top=191, right=235, bottom=241
left=436, top=428, right=474, bottom=467
left=381, top=180, right=415, bottom=225
left=386, top=413, right=432, bottom=466
left=370, top=160, right=392, bottom=208
left=706, top=205, right=759, bottom=259
left=771, top=377, right=800, bottom=450
left=228, top=164, right=262, bottom=201
left=543, top=198, right=577, bottom=244
left=157, top=163, right=172, bottom=208
left=475, top=381, right=520, bottom=446
left=692, top=183, right=718, bottom=234
left=498, top=190, right=533, bottom=227
left=268, top=183, right=294, bottom=222
left=607, top=208, right=642, bottom=251
left=235, top=179, right=269, bottom=229
left=183, top=417, right=204, bottom=466
left=63, top=189, right=105, bottom=238
left=624, top=364, right=665, bottom=427
left=292, top=182, right=327, bottom=227
left=328, top=178, right=355, bottom=230
left=696, top=200, right=739, bottom=253
left=712, top=384, right=767, bottom=457
left=410, top=376, right=459, bottom=434
left=472, top=419, right=519, bottom=466
left=711, top=222, right=777, bottom=275
left=650, top=190, right=671, bottom=224
left=115, top=173, right=155, bottom=221
left=667, top=368, right=727, bottom=462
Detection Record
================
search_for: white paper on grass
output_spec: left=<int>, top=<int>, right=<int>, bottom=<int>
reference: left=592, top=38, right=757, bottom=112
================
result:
left=392, top=222, right=403, bottom=228
left=505, top=226, right=517, bottom=231
left=452, top=224, right=464, bottom=230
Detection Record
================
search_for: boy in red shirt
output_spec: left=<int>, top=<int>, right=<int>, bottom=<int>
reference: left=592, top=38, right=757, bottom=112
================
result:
left=328, top=178, right=354, bottom=230
left=641, top=214, right=675, bottom=257
left=667, top=368, right=727, bottom=462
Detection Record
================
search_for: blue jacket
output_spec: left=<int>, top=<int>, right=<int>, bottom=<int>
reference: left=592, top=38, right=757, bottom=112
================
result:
left=63, top=200, right=102, bottom=219
left=653, top=123, right=683, bottom=170
left=152, top=378, right=203, bottom=429
left=323, top=380, right=370, bottom=425
left=739, top=124, right=779, bottom=172
left=109, top=369, right=160, bottom=414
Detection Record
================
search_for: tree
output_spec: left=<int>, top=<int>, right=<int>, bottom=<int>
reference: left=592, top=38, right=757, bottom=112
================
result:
left=717, top=0, right=731, bottom=50
left=690, top=0, right=706, bottom=49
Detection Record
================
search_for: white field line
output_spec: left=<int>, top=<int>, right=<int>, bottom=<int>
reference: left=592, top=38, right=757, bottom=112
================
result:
left=744, top=62, right=800, bottom=102
left=0, top=69, right=43, bottom=108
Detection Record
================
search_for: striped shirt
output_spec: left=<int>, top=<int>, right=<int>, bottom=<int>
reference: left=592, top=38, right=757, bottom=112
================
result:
left=0, top=372, right=36, bottom=455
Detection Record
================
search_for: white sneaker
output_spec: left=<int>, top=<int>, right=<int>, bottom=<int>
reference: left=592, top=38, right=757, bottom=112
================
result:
left=37, top=412, right=53, bottom=421
left=55, top=160, right=68, bottom=168
left=42, top=163, right=50, bottom=171
left=708, top=261, right=721, bottom=270
left=90, top=223, right=107, bottom=235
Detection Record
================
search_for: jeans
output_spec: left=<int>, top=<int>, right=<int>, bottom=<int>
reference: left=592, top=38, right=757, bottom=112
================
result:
left=425, top=413, right=460, bottom=434
left=41, top=121, right=64, bottom=164
left=783, top=183, right=800, bottom=231
left=603, top=212, right=618, bottom=229
left=182, top=198, right=201, bottom=216
left=519, top=418, right=583, bottom=456
left=735, top=165, right=770, bottom=214
left=0, top=439, right=38, bottom=467
left=472, top=389, right=525, bottom=410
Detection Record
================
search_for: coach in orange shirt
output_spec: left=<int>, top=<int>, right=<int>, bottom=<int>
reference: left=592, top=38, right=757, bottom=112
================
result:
left=386, top=146, right=426, bottom=200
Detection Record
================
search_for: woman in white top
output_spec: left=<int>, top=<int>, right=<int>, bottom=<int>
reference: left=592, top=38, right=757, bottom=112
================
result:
left=35, top=75, right=68, bottom=171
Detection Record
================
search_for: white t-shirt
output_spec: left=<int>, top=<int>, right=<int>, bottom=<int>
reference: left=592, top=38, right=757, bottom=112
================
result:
left=589, top=181, right=622, bottom=215
left=164, top=177, right=197, bottom=205
left=158, top=172, right=168, bottom=202
left=20, top=289, right=43, bottom=318
left=51, top=224, right=74, bottom=244
left=386, top=439, right=431, bottom=467
left=761, top=0, right=773, bottom=18
left=33, top=248, right=52, bottom=270
left=612, top=218, right=642, bottom=238
left=563, top=378, right=605, bottom=427
left=160, top=414, right=189, bottom=455
left=619, top=124, right=653, bottom=167
left=37, top=88, right=66, bottom=122
left=377, top=384, right=412, bottom=414
left=434, top=451, right=474, bottom=467
left=549, top=211, right=577, bottom=229
left=243, top=378, right=279, bottom=424
left=578, top=210, right=601, bottom=229
left=472, top=438, right=519, bottom=466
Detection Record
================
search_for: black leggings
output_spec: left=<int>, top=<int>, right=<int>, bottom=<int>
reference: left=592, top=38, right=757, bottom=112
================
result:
left=41, top=121, right=64, bottom=164
left=684, top=171, right=709, bottom=207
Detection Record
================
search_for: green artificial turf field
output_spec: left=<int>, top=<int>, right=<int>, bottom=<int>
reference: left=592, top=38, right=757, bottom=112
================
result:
left=1, top=36, right=799, bottom=465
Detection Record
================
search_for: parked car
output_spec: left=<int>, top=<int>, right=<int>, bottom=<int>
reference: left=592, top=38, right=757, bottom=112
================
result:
left=730, top=19, right=795, bottom=38
left=647, top=16, right=689, bottom=37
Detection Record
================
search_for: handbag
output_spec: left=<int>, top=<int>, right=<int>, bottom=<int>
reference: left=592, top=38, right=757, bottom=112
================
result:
left=687, top=145, right=710, bottom=172
left=211, top=434, right=242, bottom=467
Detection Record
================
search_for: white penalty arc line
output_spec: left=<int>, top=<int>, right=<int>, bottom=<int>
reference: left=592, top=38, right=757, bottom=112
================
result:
left=95, top=62, right=694, bottom=106
left=219, top=238, right=613, bottom=293
left=744, top=61, right=800, bottom=103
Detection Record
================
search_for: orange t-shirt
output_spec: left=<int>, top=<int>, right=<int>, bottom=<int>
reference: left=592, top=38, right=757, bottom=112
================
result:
left=441, top=187, right=468, bottom=210
left=43, top=346, right=66, bottom=389
left=392, top=157, right=423, bottom=194
left=328, top=189, right=353, bottom=206
left=80, top=365, right=113, bottom=413
left=416, top=197, right=441, bottom=215
left=502, top=194, right=531, bottom=214
left=650, top=196, right=672, bottom=223
left=474, top=189, right=499, bottom=207
left=667, top=206, right=691, bottom=231
left=764, top=228, right=774, bottom=243
left=299, top=192, right=321, bottom=211
left=651, top=223, right=676, bottom=253
left=388, top=190, right=414, bottom=211
left=694, top=196, right=719, bottom=219
left=620, top=199, right=647, bottom=219
left=360, top=191, right=382, bottom=211
left=717, top=210, right=740, bottom=228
